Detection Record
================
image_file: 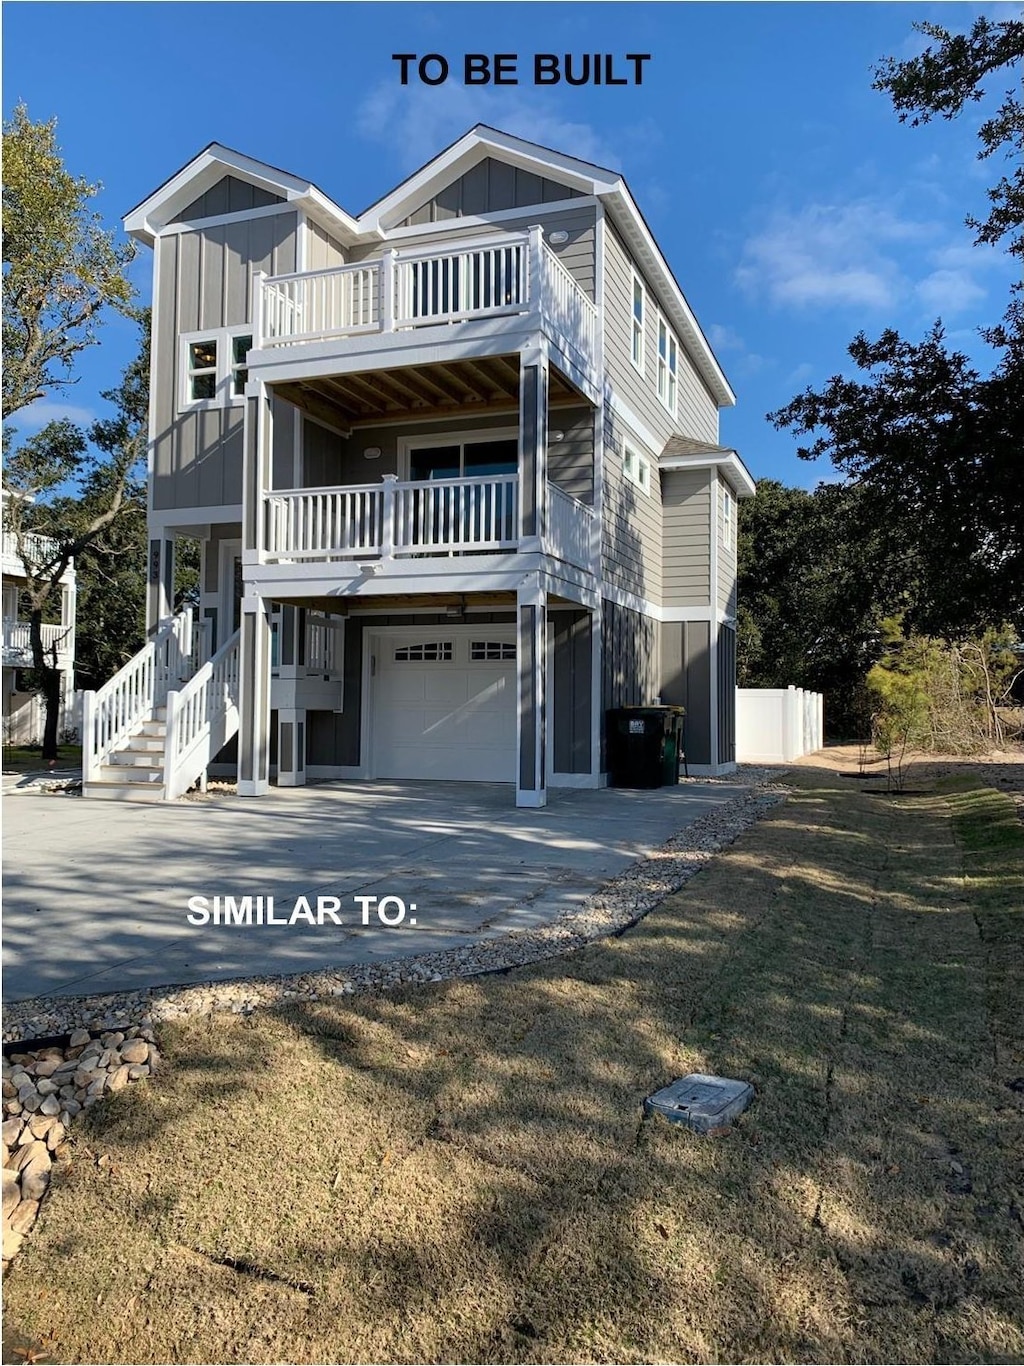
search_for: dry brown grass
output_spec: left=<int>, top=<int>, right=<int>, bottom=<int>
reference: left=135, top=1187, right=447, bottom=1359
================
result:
left=4, top=760, right=1023, bottom=1364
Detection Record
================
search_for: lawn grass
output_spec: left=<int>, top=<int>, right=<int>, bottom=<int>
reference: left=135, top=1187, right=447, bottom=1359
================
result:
left=1, top=744, right=82, bottom=774
left=4, top=767, right=1022, bottom=1364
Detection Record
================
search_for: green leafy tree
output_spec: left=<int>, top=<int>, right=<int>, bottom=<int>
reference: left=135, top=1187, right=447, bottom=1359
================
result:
left=3, top=321, right=149, bottom=760
left=2, top=104, right=136, bottom=421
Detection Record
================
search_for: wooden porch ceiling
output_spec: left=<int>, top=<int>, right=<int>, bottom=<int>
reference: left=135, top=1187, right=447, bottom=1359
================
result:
left=275, top=355, right=583, bottom=431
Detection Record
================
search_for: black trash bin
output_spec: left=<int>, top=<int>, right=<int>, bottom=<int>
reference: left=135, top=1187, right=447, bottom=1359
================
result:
left=607, top=706, right=687, bottom=788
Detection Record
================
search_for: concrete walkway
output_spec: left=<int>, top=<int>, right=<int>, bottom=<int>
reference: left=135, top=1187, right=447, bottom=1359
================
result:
left=2, top=779, right=744, bottom=1002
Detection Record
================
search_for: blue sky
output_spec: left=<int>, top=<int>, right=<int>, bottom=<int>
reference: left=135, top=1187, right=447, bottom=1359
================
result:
left=3, top=1, right=1019, bottom=488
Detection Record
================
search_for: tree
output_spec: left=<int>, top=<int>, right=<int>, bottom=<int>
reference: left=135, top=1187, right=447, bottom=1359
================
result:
left=2, top=104, right=135, bottom=421
left=3, top=320, right=149, bottom=761
left=770, top=19, right=1024, bottom=642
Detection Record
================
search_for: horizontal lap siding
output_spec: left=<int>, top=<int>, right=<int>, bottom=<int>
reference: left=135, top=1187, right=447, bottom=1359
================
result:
left=661, top=469, right=711, bottom=607
left=601, top=412, right=662, bottom=605
left=602, top=223, right=720, bottom=444
left=152, top=214, right=297, bottom=512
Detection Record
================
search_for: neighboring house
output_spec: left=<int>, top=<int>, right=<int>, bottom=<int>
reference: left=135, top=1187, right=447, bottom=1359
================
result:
left=83, top=124, right=753, bottom=803
left=1, top=516, right=77, bottom=747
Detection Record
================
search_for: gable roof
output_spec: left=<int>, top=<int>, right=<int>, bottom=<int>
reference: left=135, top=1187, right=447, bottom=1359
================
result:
left=122, top=143, right=358, bottom=246
left=123, top=126, right=734, bottom=406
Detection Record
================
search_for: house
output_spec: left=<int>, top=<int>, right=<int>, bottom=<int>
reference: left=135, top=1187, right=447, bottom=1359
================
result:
left=2, top=510, right=77, bottom=747
left=82, top=125, right=754, bottom=803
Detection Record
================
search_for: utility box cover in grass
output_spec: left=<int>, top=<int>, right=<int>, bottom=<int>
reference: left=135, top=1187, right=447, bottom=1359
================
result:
left=644, top=1074, right=754, bottom=1133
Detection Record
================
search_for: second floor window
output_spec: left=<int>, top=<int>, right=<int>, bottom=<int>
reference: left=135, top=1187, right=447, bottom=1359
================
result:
left=623, top=444, right=650, bottom=494
left=657, top=316, right=678, bottom=415
left=723, top=487, right=734, bottom=550
left=181, top=328, right=253, bottom=408
left=631, top=273, right=645, bottom=372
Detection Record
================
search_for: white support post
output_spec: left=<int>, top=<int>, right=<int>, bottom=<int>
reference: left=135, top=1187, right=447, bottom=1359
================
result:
left=242, top=379, right=272, bottom=567
left=527, top=223, right=544, bottom=313
left=252, top=269, right=266, bottom=347
left=237, top=593, right=272, bottom=797
left=380, top=473, right=397, bottom=561
left=81, top=690, right=98, bottom=782
left=381, top=247, right=396, bottom=332
left=163, top=689, right=181, bottom=800
left=518, top=341, right=548, bottom=553
left=516, top=573, right=547, bottom=808
left=277, top=708, right=307, bottom=788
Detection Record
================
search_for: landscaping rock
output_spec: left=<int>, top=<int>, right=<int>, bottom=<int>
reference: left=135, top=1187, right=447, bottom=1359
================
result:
left=120, top=1039, right=149, bottom=1065
left=9, top=1198, right=40, bottom=1236
left=2, top=1167, right=20, bottom=1217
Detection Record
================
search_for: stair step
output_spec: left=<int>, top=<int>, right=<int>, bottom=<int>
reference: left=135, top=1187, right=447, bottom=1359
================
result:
left=109, top=750, right=164, bottom=768
left=98, top=765, right=164, bottom=784
left=138, top=721, right=168, bottom=736
left=83, top=781, right=166, bottom=803
left=125, top=735, right=165, bottom=752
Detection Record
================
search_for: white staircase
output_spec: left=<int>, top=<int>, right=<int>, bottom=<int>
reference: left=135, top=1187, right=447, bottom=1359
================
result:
left=82, top=609, right=241, bottom=802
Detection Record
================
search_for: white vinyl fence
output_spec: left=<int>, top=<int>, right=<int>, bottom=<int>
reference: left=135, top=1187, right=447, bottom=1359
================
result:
left=736, top=686, right=824, bottom=764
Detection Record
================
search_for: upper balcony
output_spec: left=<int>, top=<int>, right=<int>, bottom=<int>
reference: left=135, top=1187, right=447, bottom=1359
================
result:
left=250, top=227, right=600, bottom=401
left=2, top=620, right=73, bottom=668
left=2, top=530, right=73, bottom=584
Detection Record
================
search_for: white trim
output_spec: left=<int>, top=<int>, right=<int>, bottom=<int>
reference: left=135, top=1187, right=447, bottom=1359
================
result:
left=601, top=580, right=660, bottom=621
left=607, top=393, right=665, bottom=463
left=148, top=504, right=243, bottom=532
left=709, top=467, right=720, bottom=628
left=383, top=195, right=597, bottom=242
left=156, top=201, right=300, bottom=238
left=722, top=485, right=734, bottom=551
left=660, top=606, right=716, bottom=623
left=178, top=326, right=254, bottom=412
left=146, top=235, right=163, bottom=524
left=659, top=450, right=756, bottom=499
left=622, top=441, right=651, bottom=495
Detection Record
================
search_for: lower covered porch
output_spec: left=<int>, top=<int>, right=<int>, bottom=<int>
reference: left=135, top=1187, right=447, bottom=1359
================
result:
left=236, top=584, right=600, bottom=807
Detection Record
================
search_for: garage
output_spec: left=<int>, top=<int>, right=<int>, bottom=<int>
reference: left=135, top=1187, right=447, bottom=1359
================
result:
left=371, top=628, right=518, bottom=782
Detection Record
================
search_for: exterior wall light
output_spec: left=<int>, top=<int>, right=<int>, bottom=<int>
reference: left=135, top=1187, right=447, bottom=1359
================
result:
left=548, top=230, right=569, bottom=245
left=364, top=446, right=382, bottom=460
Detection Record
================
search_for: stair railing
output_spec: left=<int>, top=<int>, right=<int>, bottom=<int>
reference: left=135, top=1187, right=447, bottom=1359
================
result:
left=163, top=628, right=241, bottom=801
left=82, top=607, right=196, bottom=783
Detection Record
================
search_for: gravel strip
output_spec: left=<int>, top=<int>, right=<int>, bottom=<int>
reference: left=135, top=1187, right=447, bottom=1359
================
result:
left=3, top=767, right=789, bottom=1044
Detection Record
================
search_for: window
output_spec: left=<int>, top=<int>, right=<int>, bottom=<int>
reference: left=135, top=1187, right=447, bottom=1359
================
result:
left=187, top=339, right=217, bottom=401
left=231, top=335, right=253, bottom=396
left=180, top=328, right=253, bottom=408
left=657, top=316, right=678, bottom=415
left=631, top=273, right=645, bottom=372
left=394, top=642, right=453, bottom=662
left=623, top=444, right=651, bottom=494
left=722, top=487, right=734, bottom=550
left=470, top=641, right=516, bottom=661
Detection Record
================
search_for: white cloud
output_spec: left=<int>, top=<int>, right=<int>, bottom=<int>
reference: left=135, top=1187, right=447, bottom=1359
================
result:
left=736, top=200, right=933, bottom=311
left=8, top=401, right=96, bottom=434
left=785, top=362, right=815, bottom=388
left=355, top=80, right=623, bottom=176
left=707, top=323, right=745, bottom=352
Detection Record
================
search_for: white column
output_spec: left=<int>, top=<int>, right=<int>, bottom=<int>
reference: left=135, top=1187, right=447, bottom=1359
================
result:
left=516, top=573, right=547, bottom=808
left=237, top=593, right=272, bottom=796
left=517, top=341, right=549, bottom=553
left=242, top=379, right=273, bottom=568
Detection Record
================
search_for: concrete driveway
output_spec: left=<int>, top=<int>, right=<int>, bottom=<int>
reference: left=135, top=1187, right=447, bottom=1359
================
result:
left=2, top=779, right=745, bottom=1002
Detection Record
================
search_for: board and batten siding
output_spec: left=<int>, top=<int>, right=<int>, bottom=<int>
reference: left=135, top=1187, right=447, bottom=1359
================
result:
left=602, top=223, right=720, bottom=446
left=400, top=158, right=583, bottom=225
left=601, top=411, right=663, bottom=605
left=661, top=468, right=712, bottom=608
left=716, top=476, right=738, bottom=616
left=172, top=175, right=284, bottom=223
left=152, top=213, right=297, bottom=512
left=305, top=220, right=347, bottom=271
left=351, top=205, right=596, bottom=300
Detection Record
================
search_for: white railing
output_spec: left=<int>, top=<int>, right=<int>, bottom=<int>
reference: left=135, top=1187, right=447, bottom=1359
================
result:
left=257, top=230, right=595, bottom=374
left=539, top=242, right=598, bottom=372
left=305, top=613, right=339, bottom=675
left=265, top=485, right=385, bottom=560
left=2, top=530, right=64, bottom=574
left=263, top=474, right=520, bottom=561
left=261, top=263, right=380, bottom=345
left=164, top=629, right=240, bottom=801
left=546, top=485, right=597, bottom=572
left=82, top=607, right=196, bottom=782
left=2, top=620, right=70, bottom=661
left=393, top=236, right=528, bottom=328
left=392, top=473, right=519, bottom=553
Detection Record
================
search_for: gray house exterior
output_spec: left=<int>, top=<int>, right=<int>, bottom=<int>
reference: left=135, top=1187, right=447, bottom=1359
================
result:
left=83, top=126, right=753, bottom=803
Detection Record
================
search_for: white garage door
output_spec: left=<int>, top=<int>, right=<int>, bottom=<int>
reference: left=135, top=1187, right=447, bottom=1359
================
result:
left=372, top=630, right=517, bottom=782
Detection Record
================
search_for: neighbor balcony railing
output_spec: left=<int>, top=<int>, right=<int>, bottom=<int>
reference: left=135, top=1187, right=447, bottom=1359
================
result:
left=2, top=620, right=70, bottom=663
left=256, top=228, right=597, bottom=373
